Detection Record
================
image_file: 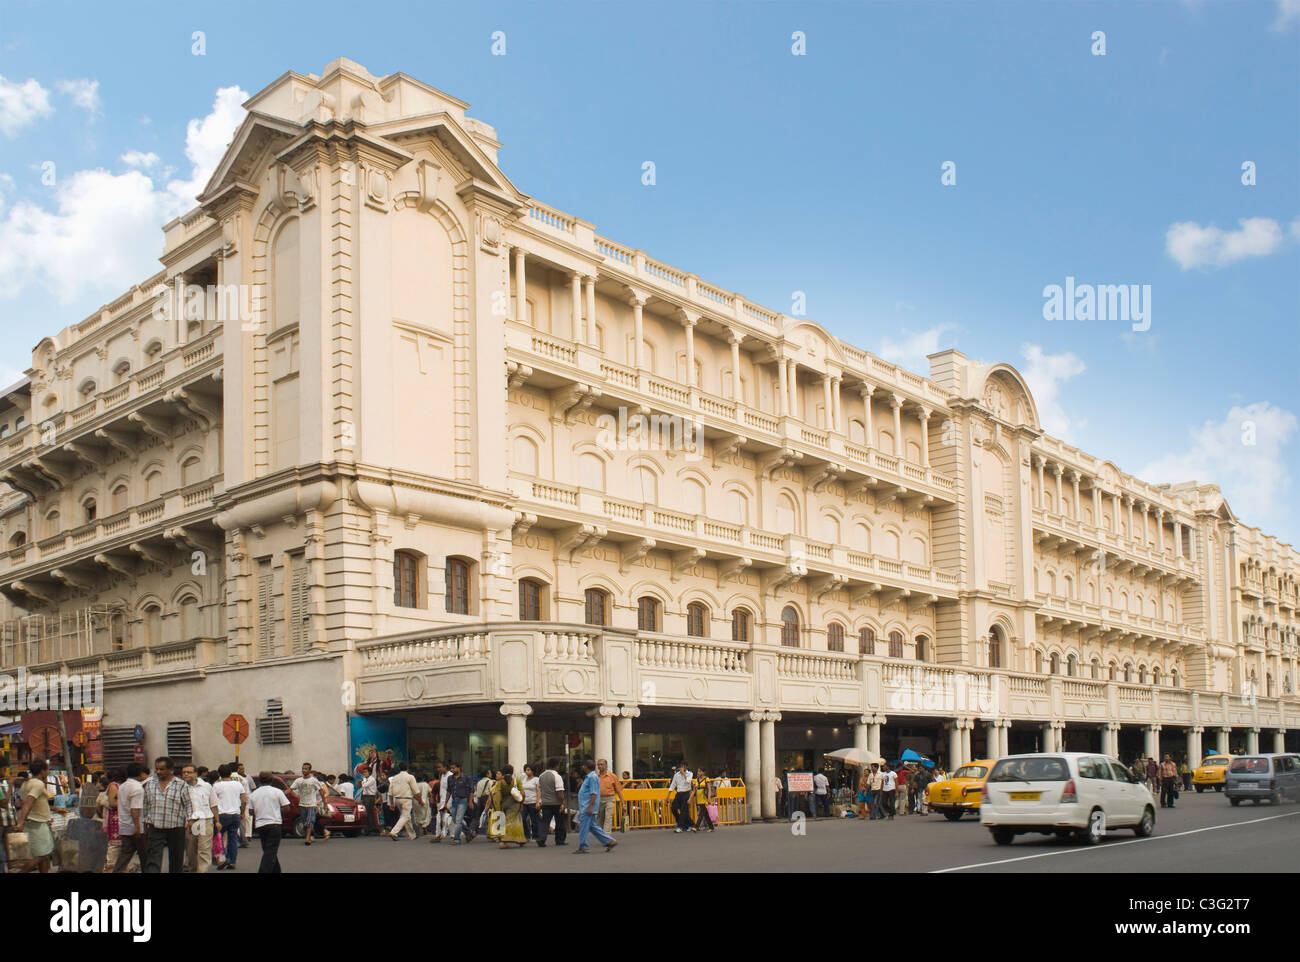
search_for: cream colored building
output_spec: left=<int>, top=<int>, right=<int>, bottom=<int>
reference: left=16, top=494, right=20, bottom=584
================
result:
left=0, top=60, right=1296, bottom=816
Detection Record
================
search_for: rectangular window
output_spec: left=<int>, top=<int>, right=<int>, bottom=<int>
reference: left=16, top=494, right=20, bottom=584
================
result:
left=637, top=598, right=659, bottom=633
left=519, top=580, right=541, bottom=620
left=584, top=590, right=607, bottom=627
left=394, top=553, right=418, bottom=608
left=731, top=609, right=749, bottom=643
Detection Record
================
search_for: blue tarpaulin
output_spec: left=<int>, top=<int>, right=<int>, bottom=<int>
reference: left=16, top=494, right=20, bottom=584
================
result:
left=899, top=748, right=928, bottom=762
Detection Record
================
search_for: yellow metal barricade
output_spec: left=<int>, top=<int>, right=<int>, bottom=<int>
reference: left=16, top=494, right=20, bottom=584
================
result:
left=611, top=778, right=747, bottom=829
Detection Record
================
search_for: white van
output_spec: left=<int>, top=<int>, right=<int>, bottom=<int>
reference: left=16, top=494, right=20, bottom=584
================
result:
left=979, top=752, right=1156, bottom=846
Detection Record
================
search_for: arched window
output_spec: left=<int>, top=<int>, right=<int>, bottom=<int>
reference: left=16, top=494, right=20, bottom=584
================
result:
left=888, top=631, right=903, bottom=659
left=859, top=627, right=875, bottom=655
left=637, top=596, right=661, bottom=632
left=915, top=635, right=929, bottom=662
left=988, top=627, right=1003, bottom=669
left=8, top=531, right=26, bottom=549
left=13, top=415, right=24, bottom=430
left=1266, top=673, right=1274, bottom=697
left=1172, top=669, right=1181, bottom=689
left=44, top=511, right=60, bottom=537
left=444, top=557, right=471, bottom=614
left=518, top=578, right=546, bottom=621
left=112, top=359, right=131, bottom=385
left=1091, top=658, right=1101, bottom=680
left=1034, top=649, right=1044, bottom=673
left=731, top=608, right=751, bottom=643
left=144, top=470, right=162, bottom=501
left=686, top=602, right=709, bottom=638
left=584, top=588, right=609, bottom=627
left=110, top=611, right=126, bottom=651
left=1049, top=652, right=1060, bottom=675
left=1138, top=665, right=1148, bottom=685
left=1066, top=653, right=1077, bottom=677
left=393, top=551, right=421, bottom=608
left=179, top=595, right=200, bottom=641
left=181, top=456, right=201, bottom=487
left=1152, top=666, right=1162, bottom=686
left=111, top=484, right=128, bottom=515
left=82, top=498, right=96, bottom=523
left=1108, top=661, right=1118, bottom=681
left=1123, top=663, right=1133, bottom=683
left=143, top=604, right=162, bottom=647
left=827, top=622, right=844, bottom=653
left=780, top=606, right=800, bottom=647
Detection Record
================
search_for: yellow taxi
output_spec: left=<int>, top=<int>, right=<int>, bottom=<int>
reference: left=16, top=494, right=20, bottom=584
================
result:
left=1192, top=755, right=1232, bottom=792
left=926, top=759, right=995, bottom=820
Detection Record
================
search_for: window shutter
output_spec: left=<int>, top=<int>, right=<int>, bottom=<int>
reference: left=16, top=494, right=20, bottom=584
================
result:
left=289, top=555, right=309, bottom=654
left=257, top=560, right=274, bottom=658
left=166, top=721, right=193, bottom=765
left=257, top=698, right=293, bottom=746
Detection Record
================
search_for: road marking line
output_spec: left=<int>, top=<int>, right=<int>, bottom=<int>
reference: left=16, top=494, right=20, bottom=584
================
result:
left=931, top=810, right=1300, bottom=873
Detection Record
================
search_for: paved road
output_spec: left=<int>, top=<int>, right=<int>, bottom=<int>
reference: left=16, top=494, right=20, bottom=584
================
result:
left=223, top=791, right=1299, bottom=873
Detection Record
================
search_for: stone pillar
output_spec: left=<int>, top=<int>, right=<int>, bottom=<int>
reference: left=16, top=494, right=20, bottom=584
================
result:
left=501, top=703, right=532, bottom=771
left=1217, top=727, right=1231, bottom=756
left=1273, top=730, right=1286, bottom=753
left=1246, top=728, right=1259, bottom=754
left=615, top=706, right=638, bottom=778
left=787, top=359, right=798, bottom=418
left=513, top=247, right=527, bottom=322
left=729, top=331, right=742, bottom=400
left=1126, top=495, right=1135, bottom=541
left=822, top=374, right=833, bottom=431
left=850, top=714, right=870, bottom=753
left=947, top=720, right=962, bottom=769
left=1174, top=520, right=1183, bottom=559
left=1041, top=722, right=1055, bottom=753
left=682, top=312, right=697, bottom=387
left=890, top=394, right=904, bottom=457
left=1141, top=503, right=1150, bottom=546
left=1070, top=471, right=1081, bottom=521
left=1187, top=726, right=1203, bottom=766
left=776, top=353, right=788, bottom=417
left=860, top=383, right=874, bottom=445
left=629, top=291, right=646, bottom=370
left=1156, top=508, right=1165, bottom=553
left=1092, top=486, right=1102, bottom=527
left=760, top=711, right=780, bottom=820
left=569, top=272, right=582, bottom=341
left=831, top=376, right=842, bottom=433
left=868, top=715, right=884, bottom=757
left=999, top=721, right=1011, bottom=759
left=984, top=719, right=1000, bottom=759
left=583, top=275, right=598, bottom=347
left=1113, top=492, right=1122, bottom=533
left=1144, top=724, right=1161, bottom=760
left=960, top=719, right=972, bottom=765
left=590, top=705, right=616, bottom=765
left=741, top=711, right=762, bottom=822
left=1035, top=456, right=1046, bottom=508
left=1053, top=464, right=1064, bottom=513
left=919, top=407, right=931, bottom=465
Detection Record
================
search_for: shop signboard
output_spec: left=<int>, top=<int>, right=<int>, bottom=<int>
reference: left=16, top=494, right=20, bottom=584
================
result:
left=786, top=772, right=815, bottom=793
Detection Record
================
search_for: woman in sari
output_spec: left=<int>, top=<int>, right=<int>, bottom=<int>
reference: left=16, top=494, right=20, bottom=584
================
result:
left=487, top=765, right=528, bottom=848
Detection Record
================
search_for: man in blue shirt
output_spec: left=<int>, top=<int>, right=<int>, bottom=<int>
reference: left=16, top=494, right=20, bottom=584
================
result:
left=574, top=759, right=617, bottom=854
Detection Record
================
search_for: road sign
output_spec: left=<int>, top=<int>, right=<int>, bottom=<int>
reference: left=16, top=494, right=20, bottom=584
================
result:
left=223, top=714, right=250, bottom=745
left=132, top=724, right=144, bottom=742
left=132, top=743, right=145, bottom=763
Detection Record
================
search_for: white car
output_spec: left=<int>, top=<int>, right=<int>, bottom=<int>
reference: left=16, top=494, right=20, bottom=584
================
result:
left=979, top=752, right=1156, bottom=846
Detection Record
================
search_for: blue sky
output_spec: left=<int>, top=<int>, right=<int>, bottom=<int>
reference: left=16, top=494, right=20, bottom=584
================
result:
left=1, top=0, right=1296, bottom=543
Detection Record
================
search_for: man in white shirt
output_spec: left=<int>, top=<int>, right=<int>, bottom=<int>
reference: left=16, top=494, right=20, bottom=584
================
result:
left=385, top=763, right=419, bottom=840
left=248, top=771, right=290, bottom=873
left=813, top=770, right=831, bottom=818
left=880, top=764, right=898, bottom=820
left=235, top=762, right=256, bottom=841
left=336, top=776, right=355, bottom=800
left=212, top=765, right=247, bottom=871
left=111, top=763, right=148, bottom=873
left=667, top=763, right=694, bottom=833
left=289, top=762, right=328, bottom=844
left=181, top=765, right=219, bottom=872
left=429, top=762, right=453, bottom=842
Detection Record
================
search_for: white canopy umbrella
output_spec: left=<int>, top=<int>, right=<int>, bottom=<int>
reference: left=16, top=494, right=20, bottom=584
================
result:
left=825, top=747, right=884, bottom=768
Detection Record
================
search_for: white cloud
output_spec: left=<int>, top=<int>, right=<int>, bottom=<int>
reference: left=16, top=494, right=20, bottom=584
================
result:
left=1272, top=0, right=1299, bottom=31
left=1139, top=402, right=1297, bottom=529
left=57, top=78, right=100, bottom=114
left=0, top=86, right=247, bottom=303
left=121, top=150, right=160, bottom=169
left=1019, top=343, right=1085, bottom=440
left=877, top=323, right=958, bottom=370
left=0, top=76, right=52, bottom=136
left=165, top=86, right=246, bottom=207
left=1165, top=217, right=1286, bottom=270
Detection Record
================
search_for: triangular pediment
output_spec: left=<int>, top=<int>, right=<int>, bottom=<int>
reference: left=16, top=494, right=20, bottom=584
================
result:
left=197, top=111, right=303, bottom=206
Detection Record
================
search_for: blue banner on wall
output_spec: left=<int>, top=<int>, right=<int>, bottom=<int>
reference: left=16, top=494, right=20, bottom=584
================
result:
left=347, top=715, right=408, bottom=775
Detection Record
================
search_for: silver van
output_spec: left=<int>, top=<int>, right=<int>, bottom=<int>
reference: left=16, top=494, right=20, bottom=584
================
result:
left=1225, top=753, right=1300, bottom=805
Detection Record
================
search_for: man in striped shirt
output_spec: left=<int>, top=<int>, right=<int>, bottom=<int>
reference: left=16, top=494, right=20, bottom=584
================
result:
left=143, top=756, right=192, bottom=873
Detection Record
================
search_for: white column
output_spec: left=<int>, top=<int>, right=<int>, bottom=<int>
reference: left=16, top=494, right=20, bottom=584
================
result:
left=1216, top=727, right=1231, bottom=756
left=569, top=272, right=582, bottom=341
left=999, top=722, right=1010, bottom=759
left=591, top=706, right=614, bottom=765
left=1035, top=456, right=1046, bottom=508
left=1141, top=503, right=1150, bottom=546
left=1187, top=727, right=1203, bottom=766
left=1054, top=465, right=1064, bottom=512
left=615, top=708, right=637, bottom=778
left=1273, top=730, right=1286, bottom=753
left=1127, top=496, right=1136, bottom=540
left=919, top=407, right=931, bottom=466
left=868, top=715, right=884, bottom=757
left=513, top=247, right=527, bottom=322
left=890, top=394, right=903, bottom=457
left=1070, top=471, right=1081, bottom=521
left=742, top=712, right=762, bottom=822
left=1113, top=492, right=1122, bottom=533
left=860, top=383, right=874, bottom=445
left=787, top=359, right=798, bottom=418
left=960, top=720, right=972, bottom=766
left=630, top=292, right=646, bottom=370
left=1245, top=728, right=1259, bottom=754
left=851, top=715, right=870, bottom=753
left=947, top=721, right=963, bottom=769
left=822, top=375, right=833, bottom=430
left=1041, top=722, right=1055, bottom=753
left=584, top=275, right=598, bottom=347
left=831, top=376, right=842, bottom=433
left=1156, top=508, right=1165, bottom=553
left=1144, top=724, right=1160, bottom=760
left=729, top=332, right=742, bottom=400
left=1092, top=485, right=1101, bottom=527
left=760, top=712, right=779, bottom=819
left=681, top=311, right=697, bottom=387
left=501, top=703, right=532, bottom=771
left=1173, top=519, right=1183, bottom=559
left=985, top=720, right=1000, bottom=759
left=775, top=353, right=788, bottom=417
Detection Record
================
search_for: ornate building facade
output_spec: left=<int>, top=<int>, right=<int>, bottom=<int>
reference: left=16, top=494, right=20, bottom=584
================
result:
left=0, top=60, right=1296, bottom=815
